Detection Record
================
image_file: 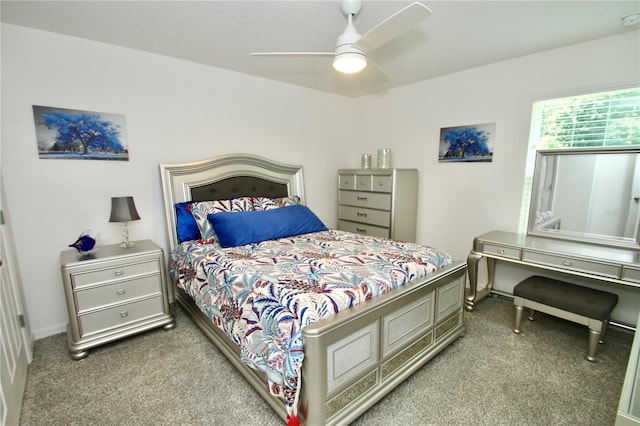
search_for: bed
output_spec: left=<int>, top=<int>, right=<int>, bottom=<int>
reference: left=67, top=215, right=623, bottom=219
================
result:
left=160, top=154, right=467, bottom=425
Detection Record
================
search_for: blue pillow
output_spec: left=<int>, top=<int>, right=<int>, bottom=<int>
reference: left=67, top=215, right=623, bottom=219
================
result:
left=208, top=205, right=327, bottom=248
left=175, top=202, right=201, bottom=243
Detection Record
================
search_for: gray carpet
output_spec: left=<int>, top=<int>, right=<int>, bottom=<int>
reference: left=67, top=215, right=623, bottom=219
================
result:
left=19, top=296, right=633, bottom=426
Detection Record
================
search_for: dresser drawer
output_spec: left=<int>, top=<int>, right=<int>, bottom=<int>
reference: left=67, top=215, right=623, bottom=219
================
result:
left=522, top=250, right=620, bottom=278
left=338, top=205, right=390, bottom=227
left=356, top=175, right=372, bottom=191
left=75, top=274, right=162, bottom=312
left=372, top=175, right=392, bottom=193
left=339, top=174, right=355, bottom=190
left=71, top=259, right=160, bottom=289
left=339, top=191, right=391, bottom=210
left=482, top=243, right=521, bottom=260
left=622, top=266, right=640, bottom=283
left=78, top=295, right=164, bottom=337
left=338, top=220, right=390, bottom=238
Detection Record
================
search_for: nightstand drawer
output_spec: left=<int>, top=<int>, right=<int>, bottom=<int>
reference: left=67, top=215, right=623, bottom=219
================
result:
left=338, top=220, right=390, bottom=238
left=339, top=191, right=391, bottom=210
left=78, top=295, right=164, bottom=337
left=339, top=205, right=390, bottom=227
left=75, top=275, right=162, bottom=312
left=72, top=260, right=160, bottom=288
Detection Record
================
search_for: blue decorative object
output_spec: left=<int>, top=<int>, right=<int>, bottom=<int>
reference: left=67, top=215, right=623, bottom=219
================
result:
left=69, top=232, right=96, bottom=253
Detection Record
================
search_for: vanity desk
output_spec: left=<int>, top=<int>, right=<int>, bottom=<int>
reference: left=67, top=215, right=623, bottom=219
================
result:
left=466, top=230, right=640, bottom=317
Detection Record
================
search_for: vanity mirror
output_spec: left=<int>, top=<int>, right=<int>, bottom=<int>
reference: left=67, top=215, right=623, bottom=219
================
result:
left=528, top=146, right=640, bottom=248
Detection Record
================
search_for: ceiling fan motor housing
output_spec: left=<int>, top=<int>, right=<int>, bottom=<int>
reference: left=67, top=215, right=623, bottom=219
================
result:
left=333, top=16, right=367, bottom=73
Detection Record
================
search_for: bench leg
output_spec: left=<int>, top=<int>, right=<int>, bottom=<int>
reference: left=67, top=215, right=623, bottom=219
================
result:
left=513, top=305, right=523, bottom=334
left=598, top=319, right=609, bottom=344
left=587, top=328, right=601, bottom=362
left=528, top=308, right=535, bottom=321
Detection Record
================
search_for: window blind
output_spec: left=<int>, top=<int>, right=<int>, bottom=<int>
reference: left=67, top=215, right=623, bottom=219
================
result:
left=536, top=87, right=640, bottom=149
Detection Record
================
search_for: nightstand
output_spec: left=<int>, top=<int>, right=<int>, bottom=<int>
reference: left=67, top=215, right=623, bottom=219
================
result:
left=60, top=239, right=175, bottom=360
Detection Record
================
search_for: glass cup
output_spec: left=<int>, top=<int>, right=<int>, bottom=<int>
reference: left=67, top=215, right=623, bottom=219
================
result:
left=377, top=148, right=392, bottom=168
left=361, top=154, right=372, bottom=169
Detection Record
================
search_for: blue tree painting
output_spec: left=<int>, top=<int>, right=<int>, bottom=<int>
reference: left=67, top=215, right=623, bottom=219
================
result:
left=33, top=106, right=129, bottom=160
left=439, top=123, right=495, bottom=163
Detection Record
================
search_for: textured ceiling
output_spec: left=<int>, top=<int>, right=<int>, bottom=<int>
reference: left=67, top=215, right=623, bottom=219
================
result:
left=2, top=1, right=639, bottom=97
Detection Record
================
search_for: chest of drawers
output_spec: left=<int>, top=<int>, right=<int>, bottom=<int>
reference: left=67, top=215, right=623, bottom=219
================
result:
left=60, top=239, right=175, bottom=359
left=337, top=168, right=418, bottom=242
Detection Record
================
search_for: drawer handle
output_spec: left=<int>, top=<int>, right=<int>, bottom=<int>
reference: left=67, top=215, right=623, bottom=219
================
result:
left=497, top=249, right=505, bottom=254
left=120, top=311, right=129, bottom=318
left=356, top=196, right=368, bottom=201
left=114, top=270, right=124, bottom=277
left=116, top=289, right=126, bottom=296
left=356, top=228, right=367, bottom=233
left=357, top=212, right=368, bottom=217
left=562, top=260, right=572, bottom=266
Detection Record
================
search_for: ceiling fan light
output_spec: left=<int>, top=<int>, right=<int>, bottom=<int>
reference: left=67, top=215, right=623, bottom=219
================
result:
left=333, top=52, right=367, bottom=73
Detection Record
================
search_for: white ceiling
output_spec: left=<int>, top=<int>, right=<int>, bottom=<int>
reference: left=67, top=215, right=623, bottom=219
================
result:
left=2, top=1, right=639, bottom=97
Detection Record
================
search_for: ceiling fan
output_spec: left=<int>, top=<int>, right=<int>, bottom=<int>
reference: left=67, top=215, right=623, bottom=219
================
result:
left=251, top=1, right=432, bottom=93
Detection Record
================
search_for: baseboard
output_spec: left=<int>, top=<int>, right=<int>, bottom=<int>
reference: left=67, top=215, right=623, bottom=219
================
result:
left=32, top=322, right=67, bottom=340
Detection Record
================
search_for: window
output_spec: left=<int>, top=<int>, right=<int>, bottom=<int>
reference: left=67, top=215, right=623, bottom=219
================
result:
left=519, top=87, right=640, bottom=233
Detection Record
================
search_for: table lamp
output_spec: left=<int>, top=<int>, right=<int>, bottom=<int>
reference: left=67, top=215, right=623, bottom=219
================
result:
left=109, top=196, right=140, bottom=248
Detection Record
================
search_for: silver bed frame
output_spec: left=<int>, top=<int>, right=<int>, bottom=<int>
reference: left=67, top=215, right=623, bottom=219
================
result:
left=160, top=154, right=467, bottom=425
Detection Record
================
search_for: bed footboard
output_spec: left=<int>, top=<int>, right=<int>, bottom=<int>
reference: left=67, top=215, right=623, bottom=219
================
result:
left=300, top=260, right=467, bottom=425
left=176, top=261, right=466, bottom=425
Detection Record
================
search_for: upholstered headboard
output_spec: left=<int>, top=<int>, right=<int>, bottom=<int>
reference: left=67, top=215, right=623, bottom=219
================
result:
left=189, top=176, right=288, bottom=201
left=160, top=154, right=305, bottom=251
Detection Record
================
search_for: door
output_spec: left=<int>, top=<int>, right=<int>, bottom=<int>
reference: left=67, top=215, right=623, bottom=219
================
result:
left=0, top=188, right=33, bottom=425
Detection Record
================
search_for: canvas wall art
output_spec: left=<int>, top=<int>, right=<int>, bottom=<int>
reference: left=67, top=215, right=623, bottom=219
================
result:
left=438, top=123, right=496, bottom=163
left=33, top=105, right=129, bottom=160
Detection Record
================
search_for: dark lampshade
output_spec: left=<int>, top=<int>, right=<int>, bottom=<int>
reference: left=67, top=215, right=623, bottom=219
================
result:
left=109, top=196, right=140, bottom=248
left=109, top=196, right=141, bottom=223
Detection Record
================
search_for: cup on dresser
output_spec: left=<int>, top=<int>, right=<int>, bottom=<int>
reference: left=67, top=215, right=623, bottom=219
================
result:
left=377, top=148, right=392, bottom=168
left=361, top=154, right=372, bottom=169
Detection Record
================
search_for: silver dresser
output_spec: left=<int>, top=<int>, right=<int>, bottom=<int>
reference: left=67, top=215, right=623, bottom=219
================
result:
left=338, top=168, right=418, bottom=242
left=60, top=239, right=175, bottom=359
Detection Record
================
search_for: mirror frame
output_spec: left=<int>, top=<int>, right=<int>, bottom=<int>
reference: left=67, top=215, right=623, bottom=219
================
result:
left=527, top=146, right=640, bottom=249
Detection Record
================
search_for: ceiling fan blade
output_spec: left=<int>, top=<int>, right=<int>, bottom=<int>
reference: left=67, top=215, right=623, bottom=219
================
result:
left=251, top=52, right=333, bottom=57
left=354, top=2, right=432, bottom=53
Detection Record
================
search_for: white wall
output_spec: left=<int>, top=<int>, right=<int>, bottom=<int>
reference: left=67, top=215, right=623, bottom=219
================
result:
left=1, top=24, right=352, bottom=338
left=2, top=23, right=639, bottom=337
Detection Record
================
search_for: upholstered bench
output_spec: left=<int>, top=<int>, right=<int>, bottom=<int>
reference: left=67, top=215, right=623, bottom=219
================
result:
left=512, top=275, right=618, bottom=361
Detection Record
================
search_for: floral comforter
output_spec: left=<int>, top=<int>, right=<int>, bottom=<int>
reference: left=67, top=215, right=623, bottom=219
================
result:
left=170, top=230, right=453, bottom=419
